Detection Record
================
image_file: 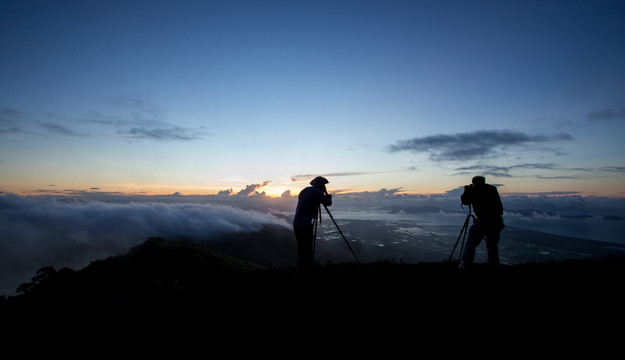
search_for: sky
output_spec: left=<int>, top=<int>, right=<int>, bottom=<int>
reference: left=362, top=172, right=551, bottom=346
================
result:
left=1, top=0, right=625, bottom=198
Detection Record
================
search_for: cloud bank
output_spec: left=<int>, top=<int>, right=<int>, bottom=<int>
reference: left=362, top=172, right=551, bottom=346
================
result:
left=3, top=181, right=625, bottom=296
left=0, top=194, right=290, bottom=295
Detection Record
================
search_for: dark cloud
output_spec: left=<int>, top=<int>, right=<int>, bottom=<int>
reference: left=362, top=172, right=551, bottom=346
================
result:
left=587, top=109, right=625, bottom=122
left=2, top=107, right=88, bottom=137
left=127, top=124, right=201, bottom=141
left=0, top=123, right=21, bottom=134
left=454, top=163, right=559, bottom=178
left=107, top=94, right=165, bottom=122
left=237, top=181, right=271, bottom=196
left=388, top=130, right=573, bottom=161
left=104, top=94, right=206, bottom=141
left=378, top=188, right=403, bottom=196
left=0, top=107, right=24, bottom=118
left=2, top=103, right=205, bottom=141
left=216, top=182, right=274, bottom=197
left=332, top=188, right=407, bottom=199
left=503, top=191, right=581, bottom=196
left=535, top=175, right=580, bottom=180
left=82, top=117, right=206, bottom=141
left=218, top=188, right=234, bottom=195
left=600, top=166, right=625, bottom=173
left=40, top=122, right=80, bottom=136
left=0, top=106, right=25, bottom=134
left=452, top=163, right=625, bottom=180
left=64, top=94, right=207, bottom=141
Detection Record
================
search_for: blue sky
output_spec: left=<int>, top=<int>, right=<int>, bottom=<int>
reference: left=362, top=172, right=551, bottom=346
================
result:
left=2, top=0, right=625, bottom=197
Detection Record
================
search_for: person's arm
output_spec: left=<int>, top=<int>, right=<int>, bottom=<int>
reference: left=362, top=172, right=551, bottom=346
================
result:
left=494, top=188, right=503, bottom=216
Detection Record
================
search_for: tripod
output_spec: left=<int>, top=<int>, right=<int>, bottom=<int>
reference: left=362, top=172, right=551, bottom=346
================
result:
left=313, top=203, right=360, bottom=264
left=448, top=204, right=476, bottom=262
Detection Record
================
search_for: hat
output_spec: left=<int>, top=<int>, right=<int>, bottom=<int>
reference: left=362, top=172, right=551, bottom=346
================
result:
left=310, top=176, right=329, bottom=187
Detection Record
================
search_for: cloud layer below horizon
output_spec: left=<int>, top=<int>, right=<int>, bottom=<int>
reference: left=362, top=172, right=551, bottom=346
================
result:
left=0, top=194, right=290, bottom=295
left=2, top=186, right=625, bottom=296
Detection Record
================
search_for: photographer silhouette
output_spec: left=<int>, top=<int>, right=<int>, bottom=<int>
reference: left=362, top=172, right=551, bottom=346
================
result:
left=293, top=176, right=333, bottom=274
left=459, top=176, right=504, bottom=269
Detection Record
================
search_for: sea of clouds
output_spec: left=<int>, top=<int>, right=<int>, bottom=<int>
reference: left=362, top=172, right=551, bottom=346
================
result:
left=1, top=190, right=624, bottom=296
left=0, top=194, right=290, bottom=295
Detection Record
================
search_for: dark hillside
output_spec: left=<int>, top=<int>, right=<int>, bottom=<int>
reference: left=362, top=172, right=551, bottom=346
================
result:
left=2, top=237, right=624, bottom=339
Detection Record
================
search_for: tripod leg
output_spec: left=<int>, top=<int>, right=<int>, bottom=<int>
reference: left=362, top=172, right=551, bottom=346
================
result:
left=449, top=223, right=464, bottom=261
left=458, top=220, right=470, bottom=261
left=312, top=215, right=318, bottom=257
left=449, top=215, right=471, bottom=262
left=323, top=204, right=360, bottom=264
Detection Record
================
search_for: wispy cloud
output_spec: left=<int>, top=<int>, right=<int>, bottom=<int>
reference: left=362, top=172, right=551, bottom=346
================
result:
left=126, top=124, right=203, bottom=141
left=107, top=94, right=165, bottom=121
left=453, top=163, right=625, bottom=180
left=454, top=163, right=559, bottom=178
left=503, top=190, right=582, bottom=196
left=85, top=117, right=206, bottom=142
left=587, top=109, right=625, bottom=122
left=100, top=94, right=208, bottom=141
left=599, top=166, right=625, bottom=173
left=2, top=106, right=87, bottom=137
left=388, top=130, right=573, bottom=162
left=0, top=107, right=24, bottom=118
left=2, top=101, right=206, bottom=141
left=535, top=175, right=580, bottom=180
left=290, top=168, right=416, bottom=182
left=40, top=122, right=82, bottom=136
left=0, top=106, right=26, bottom=134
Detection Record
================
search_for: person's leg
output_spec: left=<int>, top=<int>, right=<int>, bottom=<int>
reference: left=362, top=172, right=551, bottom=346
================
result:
left=485, top=229, right=501, bottom=268
left=294, top=226, right=314, bottom=273
left=460, top=221, right=486, bottom=268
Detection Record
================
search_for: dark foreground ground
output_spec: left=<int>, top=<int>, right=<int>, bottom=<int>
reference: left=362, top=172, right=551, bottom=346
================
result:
left=1, top=237, right=623, bottom=350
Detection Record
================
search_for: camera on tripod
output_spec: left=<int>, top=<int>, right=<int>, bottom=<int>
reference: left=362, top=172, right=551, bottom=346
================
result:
left=461, top=184, right=475, bottom=206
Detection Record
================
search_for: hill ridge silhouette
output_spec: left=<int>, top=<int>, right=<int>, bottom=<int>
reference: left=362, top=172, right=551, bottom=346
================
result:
left=2, top=236, right=623, bottom=327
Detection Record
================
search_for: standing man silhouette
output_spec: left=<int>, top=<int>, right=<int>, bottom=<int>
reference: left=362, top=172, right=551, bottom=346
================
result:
left=459, top=176, right=504, bottom=269
left=293, top=176, right=332, bottom=274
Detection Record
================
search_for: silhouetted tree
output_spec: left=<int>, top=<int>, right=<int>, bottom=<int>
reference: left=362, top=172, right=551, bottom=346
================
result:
left=16, top=266, right=56, bottom=294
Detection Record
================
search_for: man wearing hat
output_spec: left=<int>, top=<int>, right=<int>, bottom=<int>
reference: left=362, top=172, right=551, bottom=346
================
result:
left=293, top=176, right=333, bottom=274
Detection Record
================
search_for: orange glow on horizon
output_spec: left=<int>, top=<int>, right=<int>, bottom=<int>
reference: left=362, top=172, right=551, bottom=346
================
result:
left=3, top=180, right=623, bottom=199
